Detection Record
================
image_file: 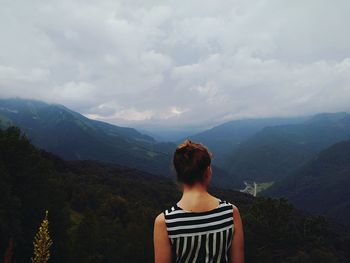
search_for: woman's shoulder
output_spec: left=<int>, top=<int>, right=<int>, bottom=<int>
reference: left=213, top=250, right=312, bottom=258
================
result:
left=154, top=212, right=166, bottom=227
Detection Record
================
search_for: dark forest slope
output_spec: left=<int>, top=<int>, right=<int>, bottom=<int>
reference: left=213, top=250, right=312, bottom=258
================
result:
left=262, top=140, right=350, bottom=225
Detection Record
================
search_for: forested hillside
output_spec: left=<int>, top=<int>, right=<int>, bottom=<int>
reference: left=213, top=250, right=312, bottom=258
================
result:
left=225, top=112, right=350, bottom=186
left=261, top=139, right=350, bottom=225
left=1, top=126, right=349, bottom=262
left=0, top=98, right=172, bottom=176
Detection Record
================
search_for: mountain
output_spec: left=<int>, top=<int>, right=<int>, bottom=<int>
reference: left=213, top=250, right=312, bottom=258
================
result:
left=184, top=117, right=307, bottom=167
left=224, top=112, right=350, bottom=186
left=1, top=125, right=349, bottom=262
left=0, top=98, right=172, bottom=175
left=134, top=126, right=204, bottom=142
left=0, top=98, right=234, bottom=189
left=261, top=139, right=350, bottom=225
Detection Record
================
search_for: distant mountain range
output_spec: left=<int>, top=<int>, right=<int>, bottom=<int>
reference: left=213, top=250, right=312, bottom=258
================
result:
left=0, top=98, right=233, bottom=188
left=0, top=98, right=173, bottom=176
left=262, top=139, right=350, bottom=225
left=185, top=117, right=307, bottom=167
left=224, top=112, right=350, bottom=186
left=2, top=98, right=350, bottom=192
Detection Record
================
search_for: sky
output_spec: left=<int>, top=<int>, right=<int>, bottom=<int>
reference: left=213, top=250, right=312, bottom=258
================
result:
left=1, top=0, right=350, bottom=130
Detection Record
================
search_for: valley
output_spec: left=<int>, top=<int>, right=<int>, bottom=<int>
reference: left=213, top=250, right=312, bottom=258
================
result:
left=240, top=181, right=274, bottom=197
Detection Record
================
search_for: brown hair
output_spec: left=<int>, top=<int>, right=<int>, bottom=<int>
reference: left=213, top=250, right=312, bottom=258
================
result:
left=173, top=139, right=212, bottom=186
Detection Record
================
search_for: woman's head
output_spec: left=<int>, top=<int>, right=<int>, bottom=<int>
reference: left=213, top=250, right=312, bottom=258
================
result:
left=173, top=139, right=212, bottom=186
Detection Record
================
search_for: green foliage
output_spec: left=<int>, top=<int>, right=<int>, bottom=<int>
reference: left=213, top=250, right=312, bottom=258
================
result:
left=242, top=197, right=347, bottom=262
left=0, top=126, right=69, bottom=262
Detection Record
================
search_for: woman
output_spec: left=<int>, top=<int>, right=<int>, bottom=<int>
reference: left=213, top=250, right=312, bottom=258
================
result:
left=154, top=140, right=244, bottom=263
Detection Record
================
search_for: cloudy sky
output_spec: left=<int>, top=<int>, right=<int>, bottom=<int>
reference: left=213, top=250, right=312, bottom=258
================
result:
left=1, top=0, right=350, bottom=130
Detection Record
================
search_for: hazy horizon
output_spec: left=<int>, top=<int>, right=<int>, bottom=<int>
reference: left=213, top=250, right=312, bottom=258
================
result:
left=1, top=96, right=349, bottom=142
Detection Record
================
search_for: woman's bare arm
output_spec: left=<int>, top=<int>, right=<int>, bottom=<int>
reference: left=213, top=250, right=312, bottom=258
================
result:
left=230, top=205, right=244, bottom=263
left=153, top=213, right=172, bottom=263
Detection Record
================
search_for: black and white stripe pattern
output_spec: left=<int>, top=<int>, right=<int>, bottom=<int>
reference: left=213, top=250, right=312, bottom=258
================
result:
left=164, top=200, right=234, bottom=263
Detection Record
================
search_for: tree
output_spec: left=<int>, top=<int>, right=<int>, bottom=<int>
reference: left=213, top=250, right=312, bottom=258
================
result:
left=31, top=211, right=53, bottom=263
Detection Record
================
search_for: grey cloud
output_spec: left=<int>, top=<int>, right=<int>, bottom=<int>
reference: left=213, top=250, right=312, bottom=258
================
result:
left=0, top=0, right=350, bottom=129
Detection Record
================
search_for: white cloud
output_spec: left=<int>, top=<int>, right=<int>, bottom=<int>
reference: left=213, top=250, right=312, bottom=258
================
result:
left=0, top=0, right=350, bottom=129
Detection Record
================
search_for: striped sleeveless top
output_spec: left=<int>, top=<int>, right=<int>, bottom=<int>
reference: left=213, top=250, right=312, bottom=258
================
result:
left=164, top=199, right=234, bottom=263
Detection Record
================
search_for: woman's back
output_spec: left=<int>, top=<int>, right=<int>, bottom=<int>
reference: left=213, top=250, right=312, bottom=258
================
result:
left=164, top=199, right=234, bottom=263
left=154, top=140, right=244, bottom=263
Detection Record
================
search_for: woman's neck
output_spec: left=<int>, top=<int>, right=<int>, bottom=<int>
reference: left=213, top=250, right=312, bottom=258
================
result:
left=182, top=183, right=207, bottom=194
left=177, top=183, right=219, bottom=212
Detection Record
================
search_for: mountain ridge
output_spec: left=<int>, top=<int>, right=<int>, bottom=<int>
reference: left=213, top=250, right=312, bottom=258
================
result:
left=0, top=97, right=171, bottom=176
left=261, top=139, right=350, bottom=225
left=224, top=112, right=350, bottom=186
left=183, top=116, right=309, bottom=166
left=0, top=98, right=234, bottom=189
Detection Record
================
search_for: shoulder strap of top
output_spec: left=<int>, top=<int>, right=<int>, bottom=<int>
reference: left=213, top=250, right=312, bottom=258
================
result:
left=163, top=199, right=232, bottom=215
left=163, top=204, right=178, bottom=215
left=219, top=199, right=232, bottom=205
